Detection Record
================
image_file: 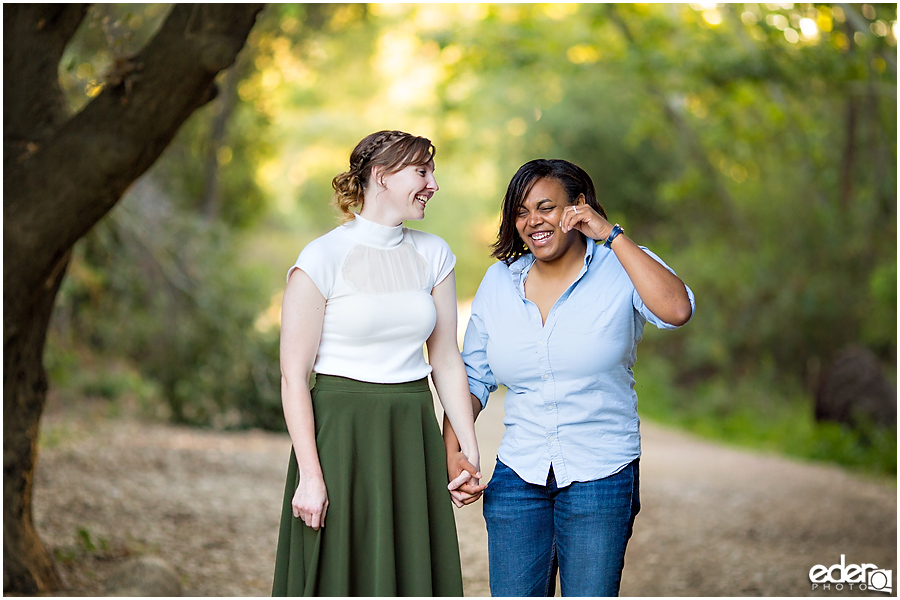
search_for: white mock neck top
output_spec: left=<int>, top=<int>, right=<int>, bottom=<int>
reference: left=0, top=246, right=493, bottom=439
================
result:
left=287, top=214, right=456, bottom=384
left=342, top=212, right=404, bottom=247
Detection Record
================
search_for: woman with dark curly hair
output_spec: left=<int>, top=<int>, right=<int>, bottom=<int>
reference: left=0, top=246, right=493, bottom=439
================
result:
left=444, top=158, right=694, bottom=596
left=272, top=131, right=482, bottom=596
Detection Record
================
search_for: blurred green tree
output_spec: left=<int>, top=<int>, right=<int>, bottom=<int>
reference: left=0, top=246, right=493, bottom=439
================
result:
left=414, top=2, right=896, bottom=385
left=185, top=3, right=893, bottom=447
left=43, top=3, right=894, bottom=464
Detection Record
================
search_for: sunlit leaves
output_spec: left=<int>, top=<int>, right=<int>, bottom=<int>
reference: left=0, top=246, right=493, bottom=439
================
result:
left=566, top=44, right=601, bottom=64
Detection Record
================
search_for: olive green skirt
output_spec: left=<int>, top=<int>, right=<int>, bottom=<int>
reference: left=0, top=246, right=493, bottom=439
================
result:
left=271, top=375, right=464, bottom=597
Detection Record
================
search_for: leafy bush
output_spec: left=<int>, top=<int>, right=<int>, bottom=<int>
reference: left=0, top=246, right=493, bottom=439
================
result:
left=51, top=179, right=285, bottom=431
left=635, top=355, right=896, bottom=477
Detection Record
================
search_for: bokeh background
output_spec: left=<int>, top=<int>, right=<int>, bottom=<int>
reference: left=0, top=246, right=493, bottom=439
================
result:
left=48, top=3, right=895, bottom=475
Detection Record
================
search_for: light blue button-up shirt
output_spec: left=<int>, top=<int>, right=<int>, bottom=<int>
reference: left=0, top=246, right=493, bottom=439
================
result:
left=462, top=240, right=695, bottom=488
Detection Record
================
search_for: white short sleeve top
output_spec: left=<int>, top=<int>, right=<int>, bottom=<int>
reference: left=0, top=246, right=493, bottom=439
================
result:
left=287, top=214, right=456, bottom=384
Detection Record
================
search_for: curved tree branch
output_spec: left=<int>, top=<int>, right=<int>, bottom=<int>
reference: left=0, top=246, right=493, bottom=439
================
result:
left=4, top=3, right=264, bottom=338
left=2, top=4, right=89, bottom=150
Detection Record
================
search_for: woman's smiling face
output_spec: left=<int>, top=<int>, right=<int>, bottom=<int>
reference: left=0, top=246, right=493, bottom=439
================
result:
left=376, top=160, right=439, bottom=223
left=515, top=177, right=584, bottom=264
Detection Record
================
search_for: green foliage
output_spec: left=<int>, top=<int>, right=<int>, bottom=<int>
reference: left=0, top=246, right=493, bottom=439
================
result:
left=75, top=527, right=106, bottom=554
left=47, top=4, right=896, bottom=478
left=52, top=187, right=283, bottom=430
left=53, top=527, right=121, bottom=565
left=76, top=368, right=156, bottom=406
left=636, top=355, right=896, bottom=477
left=49, top=4, right=284, bottom=430
left=862, top=261, right=898, bottom=354
left=582, top=4, right=898, bottom=389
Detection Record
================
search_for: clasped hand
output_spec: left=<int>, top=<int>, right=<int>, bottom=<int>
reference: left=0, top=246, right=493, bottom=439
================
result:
left=447, top=451, right=487, bottom=508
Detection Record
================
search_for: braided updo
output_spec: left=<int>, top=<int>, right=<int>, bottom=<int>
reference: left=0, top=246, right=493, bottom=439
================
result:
left=332, top=130, right=436, bottom=222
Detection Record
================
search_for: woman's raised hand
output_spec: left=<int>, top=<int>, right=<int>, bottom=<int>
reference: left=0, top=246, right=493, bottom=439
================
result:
left=560, top=203, right=612, bottom=242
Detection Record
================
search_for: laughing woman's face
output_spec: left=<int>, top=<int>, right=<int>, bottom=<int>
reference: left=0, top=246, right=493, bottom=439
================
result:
left=515, top=178, right=584, bottom=264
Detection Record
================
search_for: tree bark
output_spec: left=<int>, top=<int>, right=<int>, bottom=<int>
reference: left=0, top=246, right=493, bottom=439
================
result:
left=201, top=63, right=241, bottom=221
left=3, top=4, right=264, bottom=593
left=3, top=254, right=70, bottom=594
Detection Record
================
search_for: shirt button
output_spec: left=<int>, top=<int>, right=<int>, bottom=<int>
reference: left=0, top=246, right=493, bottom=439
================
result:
left=542, top=373, right=550, bottom=380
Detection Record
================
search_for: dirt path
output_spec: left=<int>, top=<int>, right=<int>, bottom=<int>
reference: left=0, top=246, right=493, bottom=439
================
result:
left=33, top=391, right=896, bottom=596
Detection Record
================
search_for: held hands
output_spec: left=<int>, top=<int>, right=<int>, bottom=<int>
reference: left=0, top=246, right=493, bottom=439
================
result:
left=559, top=203, right=613, bottom=242
left=292, top=472, right=329, bottom=530
left=447, top=451, right=487, bottom=508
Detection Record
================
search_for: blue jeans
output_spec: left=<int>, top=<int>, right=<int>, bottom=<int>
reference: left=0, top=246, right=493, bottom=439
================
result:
left=483, top=459, right=640, bottom=597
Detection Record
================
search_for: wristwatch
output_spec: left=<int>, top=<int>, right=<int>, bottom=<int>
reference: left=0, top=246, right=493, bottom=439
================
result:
left=603, top=223, right=624, bottom=248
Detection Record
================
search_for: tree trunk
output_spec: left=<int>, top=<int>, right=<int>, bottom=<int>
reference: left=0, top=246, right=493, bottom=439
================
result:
left=201, top=63, right=241, bottom=221
left=3, top=4, right=264, bottom=593
left=3, top=255, right=70, bottom=594
left=839, top=92, right=858, bottom=211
